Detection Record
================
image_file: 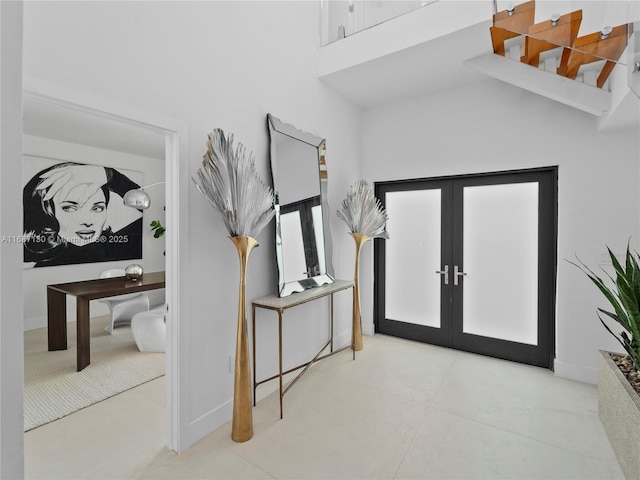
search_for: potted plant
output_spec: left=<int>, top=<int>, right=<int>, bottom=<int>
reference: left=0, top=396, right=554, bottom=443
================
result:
left=572, top=245, right=640, bottom=479
left=150, top=207, right=165, bottom=255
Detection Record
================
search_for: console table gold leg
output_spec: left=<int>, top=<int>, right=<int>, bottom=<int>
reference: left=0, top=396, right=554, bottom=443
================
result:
left=252, top=304, right=257, bottom=407
left=278, top=311, right=283, bottom=419
left=330, top=293, right=334, bottom=353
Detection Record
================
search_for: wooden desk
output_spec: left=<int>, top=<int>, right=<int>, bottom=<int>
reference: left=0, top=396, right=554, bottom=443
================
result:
left=47, top=271, right=166, bottom=371
left=251, top=279, right=355, bottom=419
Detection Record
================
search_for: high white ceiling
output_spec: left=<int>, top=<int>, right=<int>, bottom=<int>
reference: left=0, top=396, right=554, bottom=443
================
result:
left=319, top=21, right=493, bottom=109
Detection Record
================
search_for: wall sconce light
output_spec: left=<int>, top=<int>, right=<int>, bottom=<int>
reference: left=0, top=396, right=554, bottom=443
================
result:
left=123, top=181, right=165, bottom=210
left=634, top=62, right=640, bottom=74
left=551, top=13, right=560, bottom=26
left=600, top=26, right=612, bottom=40
left=507, top=4, right=515, bottom=16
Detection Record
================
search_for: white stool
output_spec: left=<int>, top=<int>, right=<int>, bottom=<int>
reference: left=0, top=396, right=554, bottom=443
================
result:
left=131, top=305, right=166, bottom=352
left=98, top=269, right=150, bottom=334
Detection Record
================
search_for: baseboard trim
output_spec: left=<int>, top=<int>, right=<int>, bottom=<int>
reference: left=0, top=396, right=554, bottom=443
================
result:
left=183, top=398, right=233, bottom=451
left=362, top=322, right=374, bottom=336
left=24, top=316, right=46, bottom=331
left=554, top=359, right=597, bottom=384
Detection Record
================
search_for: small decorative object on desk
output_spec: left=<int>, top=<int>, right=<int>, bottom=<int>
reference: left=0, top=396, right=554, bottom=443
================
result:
left=337, top=179, right=389, bottom=352
left=192, top=128, right=275, bottom=443
left=125, top=264, right=143, bottom=281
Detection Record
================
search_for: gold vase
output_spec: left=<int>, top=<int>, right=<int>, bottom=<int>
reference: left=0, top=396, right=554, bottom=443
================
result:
left=350, top=233, right=370, bottom=352
left=230, top=235, right=259, bottom=442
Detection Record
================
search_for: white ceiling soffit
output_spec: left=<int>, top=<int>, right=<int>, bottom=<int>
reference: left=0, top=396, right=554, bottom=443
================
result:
left=464, top=54, right=640, bottom=128
left=23, top=97, right=166, bottom=160
left=318, top=21, right=493, bottom=109
left=464, top=52, right=613, bottom=116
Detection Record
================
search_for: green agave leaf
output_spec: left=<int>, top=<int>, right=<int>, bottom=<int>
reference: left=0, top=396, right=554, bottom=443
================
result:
left=612, top=262, right=634, bottom=301
left=597, top=309, right=629, bottom=352
left=569, top=247, right=640, bottom=370
left=598, top=309, right=635, bottom=353
left=570, top=259, right=628, bottom=322
left=609, top=247, right=628, bottom=281
left=610, top=252, right=636, bottom=317
left=630, top=252, right=640, bottom=302
left=621, top=331, right=631, bottom=344
left=622, top=249, right=640, bottom=345
left=598, top=308, right=623, bottom=327
left=616, top=283, right=639, bottom=323
left=628, top=314, right=640, bottom=350
left=570, top=259, right=633, bottom=341
left=625, top=244, right=633, bottom=277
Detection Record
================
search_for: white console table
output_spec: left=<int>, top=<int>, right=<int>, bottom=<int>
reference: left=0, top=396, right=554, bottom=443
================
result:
left=251, top=279, right=355, bottom=419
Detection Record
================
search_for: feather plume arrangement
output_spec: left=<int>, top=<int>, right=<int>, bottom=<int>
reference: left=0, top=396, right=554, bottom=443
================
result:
left=192, top=128, right=275, bottom=238
left=337, top=180, right=389, bottom=239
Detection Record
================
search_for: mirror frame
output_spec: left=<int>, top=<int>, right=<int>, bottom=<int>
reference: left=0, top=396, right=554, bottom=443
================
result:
left=267, top=113, right=334, bottom=297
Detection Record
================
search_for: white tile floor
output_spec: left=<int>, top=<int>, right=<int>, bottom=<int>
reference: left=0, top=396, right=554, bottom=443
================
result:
left=25, top=334, right=623, bottom=479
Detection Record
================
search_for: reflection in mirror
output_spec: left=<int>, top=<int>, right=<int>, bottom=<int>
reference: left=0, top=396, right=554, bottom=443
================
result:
left=267, top=114, right=334, bottom=296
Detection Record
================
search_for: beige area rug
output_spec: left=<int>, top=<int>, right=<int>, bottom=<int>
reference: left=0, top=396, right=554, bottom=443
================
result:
left=24, top=325, right=165, bottom=432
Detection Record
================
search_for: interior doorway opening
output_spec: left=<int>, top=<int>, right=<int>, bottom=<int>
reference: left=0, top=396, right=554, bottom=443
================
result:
left=21, top=78, right=185, bottom=457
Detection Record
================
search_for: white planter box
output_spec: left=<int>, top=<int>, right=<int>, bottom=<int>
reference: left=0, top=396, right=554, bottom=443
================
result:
left=598, top=350, right=640, bottom=480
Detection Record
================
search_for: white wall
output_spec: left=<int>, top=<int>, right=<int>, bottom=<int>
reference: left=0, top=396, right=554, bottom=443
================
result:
left=360, top=78, right=640, bottom=384
left=0, top=1, right=24, bottom=477
left=22, top=135, right=166, bottom=331
left=23, top=1, right=361, bottom=450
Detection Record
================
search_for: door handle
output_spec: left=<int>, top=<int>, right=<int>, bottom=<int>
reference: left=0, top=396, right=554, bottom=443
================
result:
left=454, top=265, right=467, bottom=286
left=436, top=265, right=449, bottom=285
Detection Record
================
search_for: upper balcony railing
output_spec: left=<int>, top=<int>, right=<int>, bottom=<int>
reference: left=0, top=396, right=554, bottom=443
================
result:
left=491, top=1, right=639, bottom=96
left=320, top=0, right=639, bottom=98
left=320, top=0, right=438, bottom=46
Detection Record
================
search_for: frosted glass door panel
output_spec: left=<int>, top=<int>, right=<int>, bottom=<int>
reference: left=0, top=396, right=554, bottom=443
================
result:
left=462, top=183, right=539, bottom=345
left=385, top=189, right=441, bottom=327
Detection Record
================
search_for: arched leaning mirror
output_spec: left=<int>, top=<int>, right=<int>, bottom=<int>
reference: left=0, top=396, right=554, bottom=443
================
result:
left=267, top=114, right=334, bottom=297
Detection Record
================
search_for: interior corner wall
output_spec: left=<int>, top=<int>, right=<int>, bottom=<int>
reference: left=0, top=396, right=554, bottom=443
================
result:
left=23, top=1, right=361, bottom=450
left=359, top=78, right=640, bottom=384
left=0, top=0, right=24, bottom=477
left=22, top=135, right=167, bottom=330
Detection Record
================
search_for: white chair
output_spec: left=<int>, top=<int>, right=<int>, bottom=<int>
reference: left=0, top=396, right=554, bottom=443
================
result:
left=98, top=269, right=150, bottom=334
left=131, top=305, right=166, bottom=352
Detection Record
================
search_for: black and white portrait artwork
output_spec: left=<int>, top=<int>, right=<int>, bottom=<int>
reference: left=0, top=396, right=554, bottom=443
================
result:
left=23, top=156, right=144, bottom=268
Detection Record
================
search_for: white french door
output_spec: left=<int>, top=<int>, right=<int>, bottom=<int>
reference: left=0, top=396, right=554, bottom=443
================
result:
left=375, top=169, right=557, bottom=368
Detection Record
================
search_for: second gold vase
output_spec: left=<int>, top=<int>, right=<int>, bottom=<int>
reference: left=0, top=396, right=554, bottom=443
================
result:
left=350, top=232, right=370, bottom=352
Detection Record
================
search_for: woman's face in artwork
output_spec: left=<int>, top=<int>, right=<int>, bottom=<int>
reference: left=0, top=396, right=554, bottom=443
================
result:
left=52, top=184, right=108, bottom=245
